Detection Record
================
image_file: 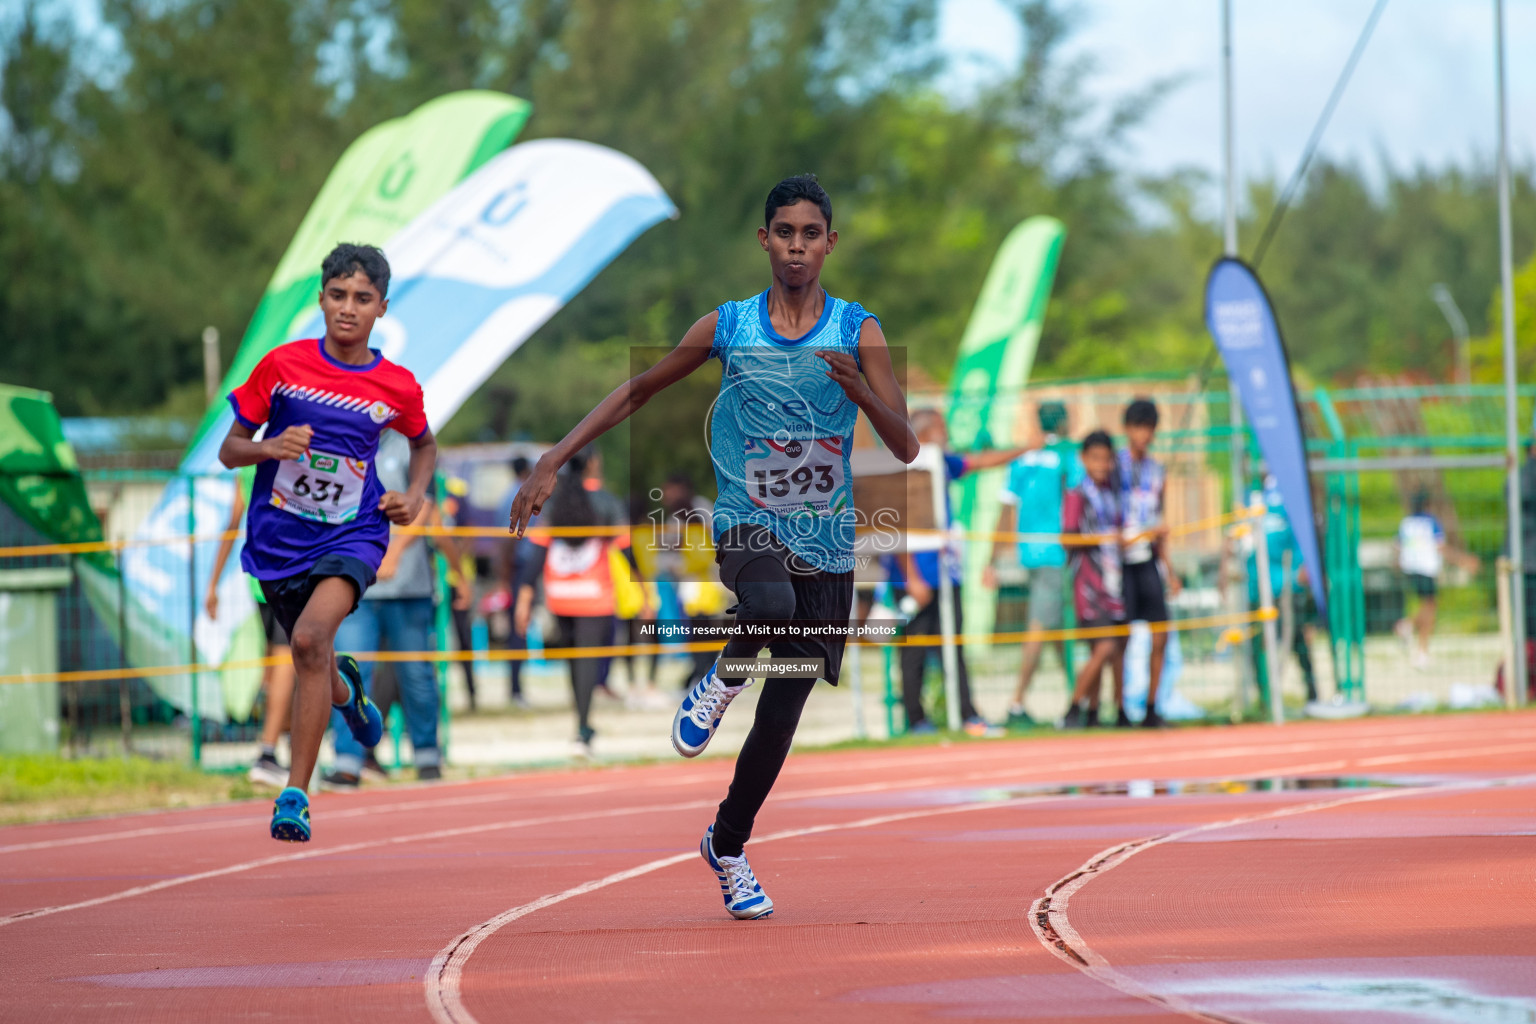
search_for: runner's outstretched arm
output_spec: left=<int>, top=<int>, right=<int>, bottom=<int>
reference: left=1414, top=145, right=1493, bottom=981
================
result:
left=509, top=313, right=717, bottom=535
left=817, top=318, right=918, bottom=463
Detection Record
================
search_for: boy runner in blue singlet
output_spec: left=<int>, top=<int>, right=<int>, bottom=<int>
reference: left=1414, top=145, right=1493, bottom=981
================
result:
left=218, top=243, right=436, bottom=842
left=510, top=175, right=918, bottom=919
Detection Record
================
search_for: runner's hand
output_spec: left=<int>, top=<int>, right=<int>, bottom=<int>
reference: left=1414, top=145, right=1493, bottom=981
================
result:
left=263, top=424, right=313, bottom=461
left=509, top=455, right=560, bottom=536
left=379, top=490, right=422, bottom=526
left=204, top=590, right=219, bottom=620
left=816, top=350, right=872, bottom=405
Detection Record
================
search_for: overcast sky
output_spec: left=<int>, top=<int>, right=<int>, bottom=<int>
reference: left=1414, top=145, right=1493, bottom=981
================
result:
left=939, top=0, right=1536, bottom=186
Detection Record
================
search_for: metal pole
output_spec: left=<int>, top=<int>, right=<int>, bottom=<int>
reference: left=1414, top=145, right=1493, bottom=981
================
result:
left=1497, top=556, right=1517, bottom=709
left=847, top=592, right=866, bottom=740
left=118, top=550, right=132, bottom=756
left=1430, top=283, right=1471, bottom=387
left=201, top=327, right=221, bottom=408
left=187, top=475, right=201, bottom=766
left=1253, top=504, right=1282, bottom=724
left=1279, top=548, right=1296, bottom=696
left=1495, top=0, right=1527, bottom=705
left=926, top=446, right=963, bottom=731
left=1220, top=0, right=1255, bottom=709
left=1222, top=0, right=1237, bottom=256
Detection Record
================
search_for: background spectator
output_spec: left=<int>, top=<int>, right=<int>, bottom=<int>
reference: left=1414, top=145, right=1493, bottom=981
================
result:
left=988, top=400, right=1080, bottom=729
left=1118, top=398, right=1179, bottom=728
left=1395, top=490, right=1444, bottom=671
left=894, top=409, right=1019, bottom=735
left=515, top=452, right=648, bottom=757
left=1060, top=430, right=1127, bottom=729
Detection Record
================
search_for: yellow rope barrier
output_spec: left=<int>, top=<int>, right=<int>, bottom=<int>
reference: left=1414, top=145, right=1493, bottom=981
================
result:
left=0, top=505, right=1262, bottom=559
left=0, top=608, right=1277, bottom=687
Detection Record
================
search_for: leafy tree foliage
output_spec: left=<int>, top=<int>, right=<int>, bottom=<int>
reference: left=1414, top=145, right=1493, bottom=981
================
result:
left=1, top=0, right=1531, bottom=446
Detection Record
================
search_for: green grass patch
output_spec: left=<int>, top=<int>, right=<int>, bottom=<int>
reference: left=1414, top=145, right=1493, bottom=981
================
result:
left=0, top=755, right=256, bottom=825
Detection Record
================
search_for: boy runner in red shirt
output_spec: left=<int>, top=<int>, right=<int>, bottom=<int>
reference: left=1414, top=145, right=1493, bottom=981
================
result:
left=218, top=243, right=436, bottom=842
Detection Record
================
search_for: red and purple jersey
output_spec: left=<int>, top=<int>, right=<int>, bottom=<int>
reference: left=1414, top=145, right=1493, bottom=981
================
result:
left=228, top=338, right=428, bottom=581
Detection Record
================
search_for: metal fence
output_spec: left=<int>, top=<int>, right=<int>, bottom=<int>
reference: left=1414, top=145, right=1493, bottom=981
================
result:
left=1, top=380, right=1529, bottom=772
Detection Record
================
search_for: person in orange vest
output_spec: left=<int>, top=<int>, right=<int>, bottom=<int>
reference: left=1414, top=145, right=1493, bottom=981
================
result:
left=513, top=451, right=650, bottom=757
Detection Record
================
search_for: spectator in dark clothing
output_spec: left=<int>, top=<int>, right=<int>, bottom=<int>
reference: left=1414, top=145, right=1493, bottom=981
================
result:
left=498, top=456, right=535, bottom=707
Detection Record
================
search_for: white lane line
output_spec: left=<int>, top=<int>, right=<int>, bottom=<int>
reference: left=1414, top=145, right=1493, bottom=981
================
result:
left=1357, top=739, right=1536, bottom=767
left=0, top=800, right=718, bottom=928
left=0, top=769, right=1064, bottom=928
left=423, top=797, right=1055, bottom=1024
left=4, top=719, right=1525, bottom=857
left=1028, top=771, right=1536, bottom=1023
left=0, top=782, right=633, bottom=856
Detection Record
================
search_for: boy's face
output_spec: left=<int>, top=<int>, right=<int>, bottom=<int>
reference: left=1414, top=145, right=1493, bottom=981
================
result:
left=1083, top=444, right=1114, bottom=483
left=1125, top=423, right=1156, bottom=453
left=758, top=201, right=835, bottom=289
left=319, top=271, right=387, bottom=347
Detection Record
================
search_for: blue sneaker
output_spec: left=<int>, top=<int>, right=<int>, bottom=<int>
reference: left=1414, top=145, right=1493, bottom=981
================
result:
left=270, top=786, right=311, bottom=842
left=700, top=825, right=773, bottom=920
left=333, top=654, right=383, bottom=748
left=671, top=664, right=749, bottom=758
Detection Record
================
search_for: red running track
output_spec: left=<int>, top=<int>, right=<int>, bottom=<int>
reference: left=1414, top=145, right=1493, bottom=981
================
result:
left=2, top=712, right=1534, bottom=1023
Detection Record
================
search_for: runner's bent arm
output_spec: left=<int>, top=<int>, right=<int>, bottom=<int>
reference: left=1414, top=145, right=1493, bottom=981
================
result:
left=818, top=318, right=917, bottom=463
left=218, top=422, right=313, bottom=469
left=379, top=428, right=437, bottom=526
left=509, top=313, right=717, bottom=535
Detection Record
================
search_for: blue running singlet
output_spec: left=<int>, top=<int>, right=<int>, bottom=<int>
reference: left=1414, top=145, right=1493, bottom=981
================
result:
left=708, top=290, right=877, bottom=573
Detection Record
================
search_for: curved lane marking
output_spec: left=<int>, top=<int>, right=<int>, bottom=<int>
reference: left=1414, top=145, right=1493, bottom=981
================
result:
left=423, top=798, right=1056, bottom=1024
left=1028, top=771, right=1536, bottom=1023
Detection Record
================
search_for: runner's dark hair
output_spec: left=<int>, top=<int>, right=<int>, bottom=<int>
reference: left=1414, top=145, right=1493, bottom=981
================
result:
left=765, top=174, right=832, bottom=229
left=1124, top=398, right=1159, bottom=428
left=543, top=453, right=596, bottom=547
left=1038, top=401, right=1068, bottom=434
left=321, top=243, right=391, bottom=299
left=1081, top=429, right=1114, bottom=454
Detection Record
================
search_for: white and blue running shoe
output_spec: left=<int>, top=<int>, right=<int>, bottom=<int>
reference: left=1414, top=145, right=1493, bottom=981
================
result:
left=671, top=664, right=750, bottom=758
left=701, top=825, right=773, bottom=920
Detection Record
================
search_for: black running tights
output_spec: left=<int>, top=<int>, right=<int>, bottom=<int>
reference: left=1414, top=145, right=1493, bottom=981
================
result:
left=711, top=550, right=815, bottom=859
